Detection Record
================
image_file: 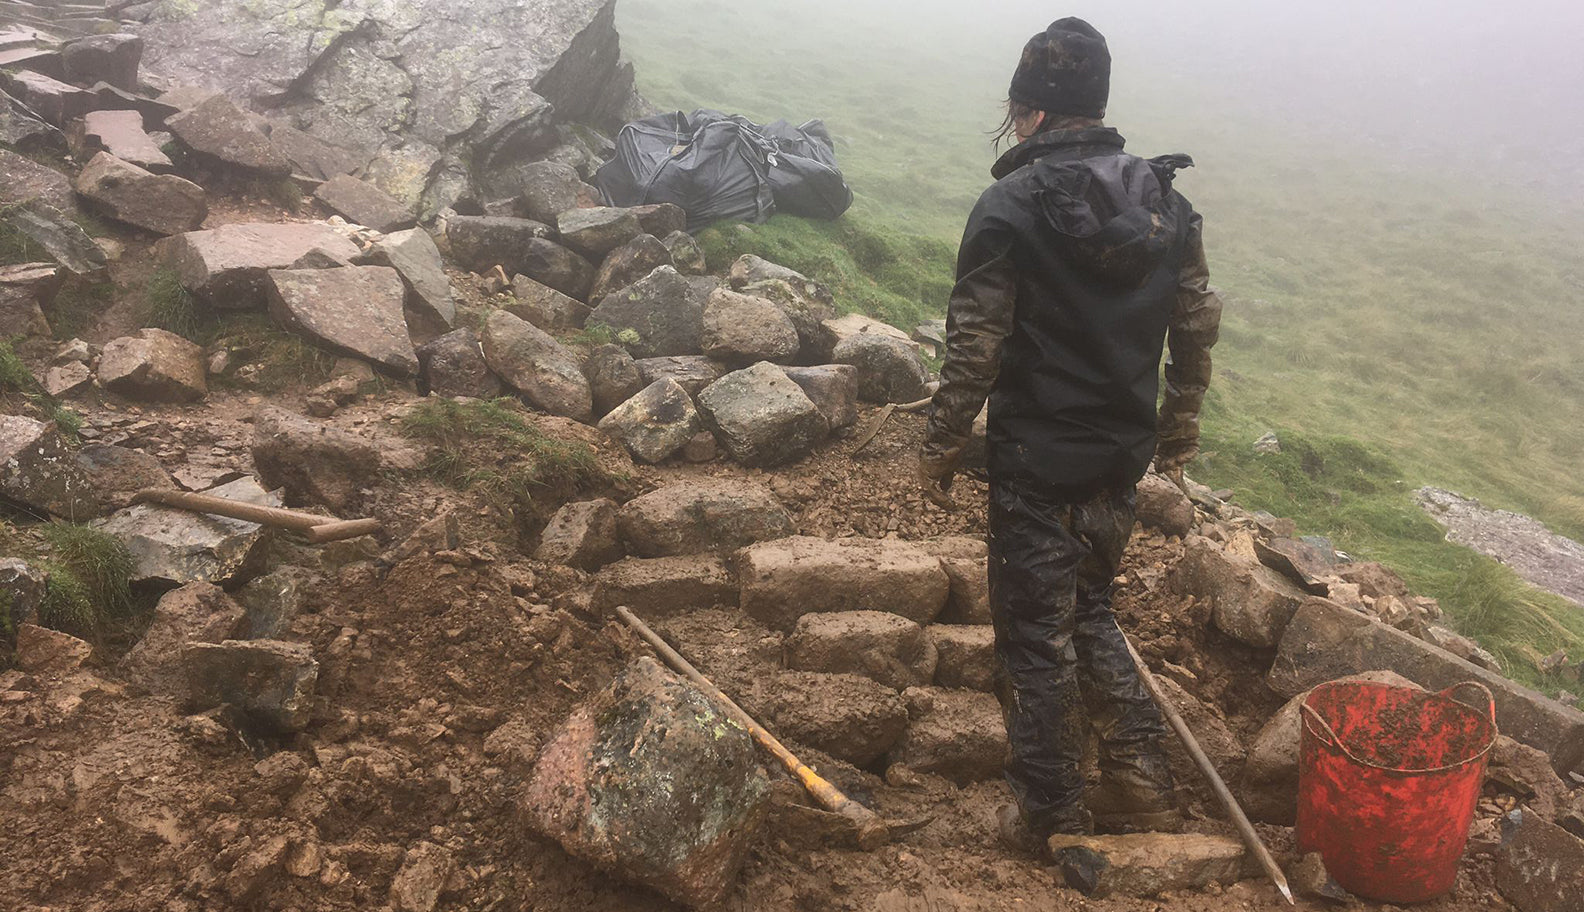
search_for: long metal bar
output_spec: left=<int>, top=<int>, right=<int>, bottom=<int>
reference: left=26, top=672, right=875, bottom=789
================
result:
left=616, top=606, right=890, bottom=850
left=1118, top=622, right=1296, bottom=904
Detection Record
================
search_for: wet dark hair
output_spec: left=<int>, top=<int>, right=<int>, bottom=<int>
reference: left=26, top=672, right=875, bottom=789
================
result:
left=992, top=99, right=1045, bottom=150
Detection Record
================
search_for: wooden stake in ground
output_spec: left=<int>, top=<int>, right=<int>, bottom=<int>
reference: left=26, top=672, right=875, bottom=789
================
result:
left=616, top=606, right=891, bottom=850
left=1117, top=621, right=1296, bottom=905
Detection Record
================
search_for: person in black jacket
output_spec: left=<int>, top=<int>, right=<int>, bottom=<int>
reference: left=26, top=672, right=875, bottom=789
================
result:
left=919, top=17, right=1223, bottom=850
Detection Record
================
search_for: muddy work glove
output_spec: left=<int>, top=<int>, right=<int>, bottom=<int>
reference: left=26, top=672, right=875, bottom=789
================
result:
left=1152, top=436, right=1199, bottom=474
left=917, top=446, right=961, bottom=511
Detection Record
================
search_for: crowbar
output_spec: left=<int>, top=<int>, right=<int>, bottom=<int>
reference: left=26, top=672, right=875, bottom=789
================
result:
left=132, top=488, right=381, bottom=544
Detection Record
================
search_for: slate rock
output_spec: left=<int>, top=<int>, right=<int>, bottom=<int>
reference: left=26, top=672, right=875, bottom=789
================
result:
left=74, top=152, right=207, bottom=236
left=159, top=222, right=361, bottom=308
left=928, top=624, right=996, bottom=692
left=617, top=479, right=792, bottom=558
left=761, top=671, right=908, bottom=769
left=737, top=536, right=950, bottom=632
left=166, top=94, right=290, bottom=176
left=591, top=555, right=738, bottom=616
left=582, top=343, right=644, bottom=417
left=535, top=498, right=624, bottom=570
left=251, top=407, right=381, bottom=513
left=74, top=443, right=176, bottom=511
left=98, top=328, right=208, bottom=402
left=184, top=639, right=318, bottom=733
left=266, top=266, right=419, bottom=377
left=480, top=309, right=593, bottom=422
left=444, top=216, right=551, bottom=274
left=97, top=477, right=278, bottom=586
left=597, top=378, right=702, bottom=464
left=701, top=287, right=800, bottom=364
left=787, top=610, right=938, bottom=691
left=630, top=203, right=686, bottom=238
left=524, top=657, right=768, bottom=908
left=264, top=122, right=368, bottom=182
left=361, top=227, right=455, bottom=330
left=697, top=361, right=829, bottom=467
left=588, top=233, right=671, bottom=302
left=1046, top=833, right=1247, bottom=899
left=556, top=206, right=642, bottom=258
left=62, top=33, right=143, bottom=92
left=0, top=85, right=65, bottom=153
left=635, top=354, right=726, bottom=396
left=0, top=415, right=99, bottom=520
left=510, top=160, right=598, bottom=223
left=588, top=266, right=712, bottom=358
left=0, top=262, right=59, bottom=339
left=508, top=273, right=589, bottom=333
left=1177, top=535, right=1309, bottom=648
left=416, top=327, right=501, bottom=399
left=832, top=332, right=931, bottom=404
left=662, top=229, right=707, bottom=275
left=313, top=174, right=416, bottom=233
left=781, top=365, right=859, bottom=430
left=77, top=109, right=173, bottom=173
left=120, top=582, right=246, bottom=693
left=0, top=70, right=93, bottom=126
left=888, top=686, right=1007, bottom=784
left=1256, top=537, right=1338, bottom=594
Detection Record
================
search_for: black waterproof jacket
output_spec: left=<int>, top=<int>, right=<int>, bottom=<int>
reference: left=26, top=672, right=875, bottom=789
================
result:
left=923, top=128, right=1222, bottom=500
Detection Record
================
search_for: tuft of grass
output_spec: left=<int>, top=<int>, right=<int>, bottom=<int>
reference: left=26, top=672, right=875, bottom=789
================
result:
left=145, top=266, right=213, bottom=343
left=252, top=177, right=306, bottom=214
left=0, top=211, right=51, bottom=266
left=41, top=278, right=114, bottom=341
left=400, top=398, right=609, bottom=513
left=0, top=339, right=83, bottom=440
left=565, top=321, right=639, bottom=348
left=210, top=313, right=335, bottom=392
left=0, top=523, right=135, bottom=639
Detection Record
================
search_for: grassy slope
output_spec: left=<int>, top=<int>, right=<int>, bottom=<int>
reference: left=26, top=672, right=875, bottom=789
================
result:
left=625, top=1, right=1584, bottom=684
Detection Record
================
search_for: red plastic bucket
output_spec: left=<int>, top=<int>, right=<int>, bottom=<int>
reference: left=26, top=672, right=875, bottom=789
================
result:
left=1296, top=680, right=1497, bottom=903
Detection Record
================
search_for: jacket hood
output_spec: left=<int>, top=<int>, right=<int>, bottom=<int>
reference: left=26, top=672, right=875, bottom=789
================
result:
left=991, top=127, right=1125, bottom=180
left=1031, top=150, right=1193, bottom=288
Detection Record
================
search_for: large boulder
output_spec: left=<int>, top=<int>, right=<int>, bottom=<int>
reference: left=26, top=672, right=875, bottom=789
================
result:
left=480, top=310, right=593, bottom=422
left=780, top=365, right=859, bottom=430
left=617, top=479, right=792, bottom=558
left=508, top=274, right=590, bottom=333
left=140, top=0, right=636, bottom=213
left=416, top=328, right=501, bottom=399
left=928, top=624, right=996, bottom=692
left=701, top=287, right=800, bottom=364
left=832, top=332, right=931, bottom=404
left=0, top=415, right=100, bottom=520
left=266, top=266, right=419, bottom=377
left=361, top=227, right=455, bottom=330
left=0, top=71, right=94, bottom=128
left=697, top=362, right=829, bottom=468
left=759, top=671, right=908, bottom=769
left=786, top=611, right=938, bottom=691
left=62, top=33, right=143, bottom=92
left=589, top=266, right=714, bottom=358
left=251, top=407, right=381, bottom=513
left=588, top=233, right=671, bottom=302
left=1177, top=535, right=1309, bottom=648
left=444, top=216, right=552, bottom=274
left=583, top=343, right=645, bottom=417
left=737, top=536, right=950, bottom=632
left=121, top=582, right=247, bottom=694
left=597, top=378, right=702, bottom=465
left=98, top=329, right=208, bottom=402
left=313, top=174, right=416, bottom=234
left=158, top=222, right=361, bottom=308
left=888, top=686, right=1007, bottom=784
left=184, top=639, right=318, bottom=733
left=555, top=206, right=641, bottom=259
left=635, top=355, right=726, bottom=397
left=1, top=85, right=64, bottom=153
left=524, top=657, right=767, bottom=908
left=165, top=94, right=290, bottom=176
left=736, top=277, right=836, bottom=356
left=97, top=477, right=279, bottom=586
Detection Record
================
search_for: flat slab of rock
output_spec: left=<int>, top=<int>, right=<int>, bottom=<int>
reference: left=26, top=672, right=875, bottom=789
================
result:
left=589, top=266, right=712, bottom=358
left=0, top=70, right=93, bottom=126
left=97, top=477, right=278, bottom=586
left=760, top=671, right=908, bottom=768
left=888, top=686, right=1006, bottom=784
left=78, top=109, right=173, bottom=173
left=0, top=414, right=100, bottom=520
left=75, top=152, right=207, bottom=236
left=1, top=85, right=64, bottom=152
left=556, top=206, right=641, bottom=259
left=166, top=94, right=289, bottom=176
left=536, top=499, right=623, bottom=570
left=1256, top=537, right=1337, bottom=594
left=313, top=174, right=415, bottom=233
left=416, top=327, right=501, bottom=399
left=1270, top=596, right=1584, bottom=775
left=787, top=610, right=937, bottom=691
left=184, top=639, right=318, bottom=733
left=1047, top=833, right=1247, bottom=898
left=159, top=222, right=361, bottom=308
left=698, top=362, right=829, bottom=468
left=266, top=266, right=418, bottom=377
left=359, top=227, right=454, bottom=330
left=524, top=657, right=767, bottom=908
left=265, top=122, right=367, bottom=182
left=480, top=309, right=592, bottom=422
left=737, top=536, right=950, bottom=631
left=1178, top=535, right=1308, bottom=648
left=509, top=273, right=589, bottom=333
left=618, top=479, right=792, bottom=557
left=1, top=147, right=77, bottom=215
left=592, top=555, right=737, bottom=616
left=597, top=378, right=702, bottom=464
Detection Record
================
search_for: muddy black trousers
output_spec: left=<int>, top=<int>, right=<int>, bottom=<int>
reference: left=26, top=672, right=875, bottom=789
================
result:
left=987, top=476, right=1171, bottom=836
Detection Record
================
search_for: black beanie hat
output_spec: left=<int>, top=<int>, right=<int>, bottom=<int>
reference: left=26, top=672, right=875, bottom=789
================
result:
left=1009, top=17, right=1111, bottom=118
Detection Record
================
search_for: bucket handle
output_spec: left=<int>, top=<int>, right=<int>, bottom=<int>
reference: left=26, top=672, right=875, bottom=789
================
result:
left=1301, top=680, right=1499, bottom=770
left=1439, top=681, right=1497, bottom=723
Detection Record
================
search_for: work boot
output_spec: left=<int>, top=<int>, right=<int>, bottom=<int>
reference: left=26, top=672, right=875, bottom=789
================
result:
left=997, top=803, right=1092, bottom=858
left=1088, top=768, right=1183, bottom=834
